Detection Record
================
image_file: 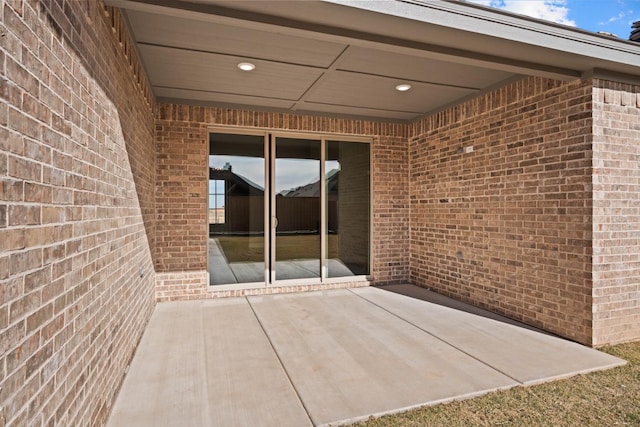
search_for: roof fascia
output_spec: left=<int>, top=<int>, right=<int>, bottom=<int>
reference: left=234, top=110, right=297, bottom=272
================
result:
left=323, top=0, right=640, bottom=71
left=582, top=68, right=640, bottom=86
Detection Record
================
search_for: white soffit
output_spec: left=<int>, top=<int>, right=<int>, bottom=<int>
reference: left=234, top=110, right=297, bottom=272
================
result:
left=108, top=0, right=640, bottom=122
left=139, top=44, right=325, bottom=100
left=338, top=47, right=515, bottom=89
left=126, top=9, right=346, bottom=68
left=306, top=71, right=476, bottom=112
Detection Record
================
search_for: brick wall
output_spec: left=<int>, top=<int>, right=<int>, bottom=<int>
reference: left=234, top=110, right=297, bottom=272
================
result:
left=155, top=111, right=207, bottom=274
left=592, top=79, right=640, bottom=346
left=409, top=77, right=595, bottom=345
left=0, top=1, right=156, bottom=425
left=372, top=135, right=410, bottom=284
left=155, top=104, right=408, bottom=300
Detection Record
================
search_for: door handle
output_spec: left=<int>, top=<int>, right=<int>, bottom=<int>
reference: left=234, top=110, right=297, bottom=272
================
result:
left=273, top=216, right=279, bottom=228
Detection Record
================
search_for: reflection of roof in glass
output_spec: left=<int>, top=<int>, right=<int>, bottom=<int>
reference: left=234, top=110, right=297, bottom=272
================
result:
left=235, top=173, right=264, bottom=192
left=210, top=168, right=264, bottom=194
left=279, top=169, right=339, bottom=197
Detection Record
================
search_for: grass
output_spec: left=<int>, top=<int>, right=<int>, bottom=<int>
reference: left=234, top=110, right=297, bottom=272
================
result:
left=214, top=234, right=339, bottom=263
left=354, top=341, right=640, bottom=427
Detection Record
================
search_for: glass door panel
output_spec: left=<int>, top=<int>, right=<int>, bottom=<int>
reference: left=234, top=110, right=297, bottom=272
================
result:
left=273, top=137, right=321, bottom=281
left=326, top=140, right=370, bottom=277
left=209, top=133, right=266, bottom=285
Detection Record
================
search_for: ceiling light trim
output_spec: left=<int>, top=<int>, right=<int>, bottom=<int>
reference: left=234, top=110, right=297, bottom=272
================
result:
left=237, top=62, right=255, bottom=71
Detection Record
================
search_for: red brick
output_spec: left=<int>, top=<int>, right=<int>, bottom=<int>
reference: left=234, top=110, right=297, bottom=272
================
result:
left=8, top=204, right=40, bottom=225
left=0, top=152, right=6, bottom=175
left=24, top=182, right=52, bottom=203
left=2, top=178, right=24, bottom=201
left=26, top=303, right=53, bottom=334
left=24, top=266, right=51, bottom=293
left=41, top=206, right=63, bottom=224
left=8, top=155, right=41, bottom=181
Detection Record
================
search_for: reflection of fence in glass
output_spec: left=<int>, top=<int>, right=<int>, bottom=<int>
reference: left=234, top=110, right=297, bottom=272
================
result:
left=208, top=208, right=225, bottom=224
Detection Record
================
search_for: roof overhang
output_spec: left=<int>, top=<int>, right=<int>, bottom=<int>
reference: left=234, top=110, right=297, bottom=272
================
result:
left=106, top=0, right=640, bottom=122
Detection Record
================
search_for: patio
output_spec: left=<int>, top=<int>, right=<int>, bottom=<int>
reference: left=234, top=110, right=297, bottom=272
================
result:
left=106, top=285, right=623, bottom=427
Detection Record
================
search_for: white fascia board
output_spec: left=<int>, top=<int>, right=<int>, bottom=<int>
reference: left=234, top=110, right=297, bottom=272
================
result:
left=323, top=0, right=640, bottom=73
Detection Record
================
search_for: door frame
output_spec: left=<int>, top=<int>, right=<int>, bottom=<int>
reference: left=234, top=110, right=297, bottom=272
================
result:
left=207, top=126, right=373, bottom=290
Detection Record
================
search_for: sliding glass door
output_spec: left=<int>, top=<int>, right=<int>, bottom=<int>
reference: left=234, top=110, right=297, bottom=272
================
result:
left=272, top=137, right=322, bottom=281
left=208, top=131, right=370, bottom=286
left=208, top=132, right=267, bottom=285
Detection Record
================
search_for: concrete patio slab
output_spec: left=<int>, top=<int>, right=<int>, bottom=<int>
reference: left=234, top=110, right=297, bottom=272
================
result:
left=248, top=290, right=517, bottom=426
left=354, top=285, right=626, bottom=385
left=107, top=285, right=626, bottom=427
left=107, top=298, right=311, bottom=427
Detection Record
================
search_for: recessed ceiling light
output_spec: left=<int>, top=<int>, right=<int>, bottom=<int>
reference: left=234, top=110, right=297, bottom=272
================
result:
left=238, top=62, right=256, bottom=71
left=395, top=84, right=412, bottom=92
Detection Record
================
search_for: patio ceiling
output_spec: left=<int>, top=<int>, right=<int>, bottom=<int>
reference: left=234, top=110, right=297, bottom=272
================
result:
left=108, top=0, right=640, bottom=122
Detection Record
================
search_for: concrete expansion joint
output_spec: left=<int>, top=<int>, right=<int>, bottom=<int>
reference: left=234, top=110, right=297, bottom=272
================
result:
left=245, top=296, right=316, bottom=426
left=347, top=288, right=524, bottom=385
